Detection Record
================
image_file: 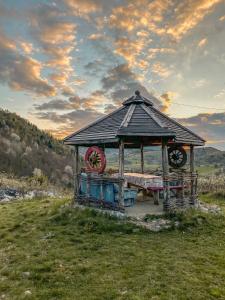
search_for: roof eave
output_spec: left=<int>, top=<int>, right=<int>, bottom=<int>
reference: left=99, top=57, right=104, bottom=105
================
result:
left=64, top=137, right=119, bottom=146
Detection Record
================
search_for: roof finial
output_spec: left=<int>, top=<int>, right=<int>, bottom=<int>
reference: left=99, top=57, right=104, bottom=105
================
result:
left=135, top=90, right=140, bottom=96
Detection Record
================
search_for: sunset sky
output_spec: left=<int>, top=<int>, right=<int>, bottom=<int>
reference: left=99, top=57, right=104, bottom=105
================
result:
left=0, top=0, right=225, bottom=149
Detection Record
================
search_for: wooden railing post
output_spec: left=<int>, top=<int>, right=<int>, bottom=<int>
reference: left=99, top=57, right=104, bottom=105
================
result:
left=190, top=144, right=195, bottom=205
left=73, top=145, right=79, bottom=204
left=141, top=143, right=144, bottom=174
left=162, top=139, right=170, bottom=211
left=119, top=140, right=125, bottom=207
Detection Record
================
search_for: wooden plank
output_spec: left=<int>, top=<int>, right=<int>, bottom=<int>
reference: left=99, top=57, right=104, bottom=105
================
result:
left=190, top=145, right=195, bottom=204
left=73, top=145, right=79, bottom=204
left=118, top=140, right=125, bottom=206
left=120, top=104, right=136, bottom=128
left=161, top=139, right=170, bottom=211
left=141, top=104, right=165, bottom=128
left=140, top=143, right=144, bottom=174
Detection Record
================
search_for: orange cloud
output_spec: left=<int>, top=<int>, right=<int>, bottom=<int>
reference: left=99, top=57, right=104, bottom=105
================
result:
left=198, top=38, right=208, bottom=47
left=30, top=4, right=76, bottom=94
left=109, top=0, right=170, bottom=33
left=152, top=62, right=172, bottom=78
left=88, top=33, right=105, bottom=40
left=63, top=0, right=102, bottom=17
left=160, top=91, right=177, bottom=112
left=166, top=0, right=222, bottom=40
left=19, top=41, right=33, bottom=54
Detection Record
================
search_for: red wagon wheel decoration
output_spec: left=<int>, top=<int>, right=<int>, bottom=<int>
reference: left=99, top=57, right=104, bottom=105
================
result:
left=84, top=146, right=106, bottom=174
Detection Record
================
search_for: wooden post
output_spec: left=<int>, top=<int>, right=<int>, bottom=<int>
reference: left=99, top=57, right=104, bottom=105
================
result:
left=190, top=144, right=195, bottom=205
left=141, top=143, right=144, bottom=174
left=118, top=140, right=125, bottom=207
left=162, top=139, right=170, bottom=211
left=74, top=145, right=79, bottom=204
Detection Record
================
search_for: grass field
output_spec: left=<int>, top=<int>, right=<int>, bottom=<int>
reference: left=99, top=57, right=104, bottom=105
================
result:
left=0, top=197, right=225, bottom=299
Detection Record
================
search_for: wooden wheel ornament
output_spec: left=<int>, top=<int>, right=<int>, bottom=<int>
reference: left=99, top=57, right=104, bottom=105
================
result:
left=168, top=146, right=187, bottom=169
left=84, top=146, right=106, bottom=174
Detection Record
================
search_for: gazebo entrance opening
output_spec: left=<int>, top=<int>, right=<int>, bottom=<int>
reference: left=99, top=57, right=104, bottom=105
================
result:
left=64, top=91, right=204, bottom=214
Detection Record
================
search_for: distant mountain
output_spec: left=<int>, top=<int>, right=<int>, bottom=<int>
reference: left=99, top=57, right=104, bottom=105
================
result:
left=194, top=147, right=225, bottom=166
left=106, top=146, right=225, bottom=171
left=0, top=109, right=73, bottom=186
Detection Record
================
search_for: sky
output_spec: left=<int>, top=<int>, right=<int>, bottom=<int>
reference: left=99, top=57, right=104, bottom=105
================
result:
left=0, top=0, right=225, bottom=149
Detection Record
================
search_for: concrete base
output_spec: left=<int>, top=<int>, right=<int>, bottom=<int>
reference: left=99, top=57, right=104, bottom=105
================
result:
left=125, top=193, right=164, bottom=218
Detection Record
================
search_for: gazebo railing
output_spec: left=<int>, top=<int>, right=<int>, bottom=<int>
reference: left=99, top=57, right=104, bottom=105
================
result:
left=75, top=173, right=125, bottom=212
left=163, top=172, right=198, bottom=210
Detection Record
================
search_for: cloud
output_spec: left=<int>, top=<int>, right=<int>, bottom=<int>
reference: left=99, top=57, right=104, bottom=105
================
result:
left=177, top=112, right=225, bottom=147
left=34, top=90, right=107, bottom=112
left=35, top=108, right=104, bottom=138
left=114, top=36, right=148, bottom=68
left=101, top=63, right=161, bottom=106
left=109, top=0, right=169, bottom=33
left=63, top=0, right=102, bottom=18
left=35, top=96, right=81, bottom=111
left=88, top=33, right=105, bottom=40
left=160, top=91, right=177, bottom=112
left=166, top=0, right=222, bottom=40
left=19, top=41, right=33, bottom=54
left=0, top=30, right=55, bottom=96
left=214, top=88, right=225, bottom=99
left=29, top=3, right=76, bottom=94
left=148, top=48, right=176, bottom=59
left=74, top=79, right=86, bottom=86
left=108, top=0, right=222, bottom=42
left=193, top=79, right=209, bottom=88
left=198, top=38, right=207, bottom=47
left=152, top=62, right=172, bottom=78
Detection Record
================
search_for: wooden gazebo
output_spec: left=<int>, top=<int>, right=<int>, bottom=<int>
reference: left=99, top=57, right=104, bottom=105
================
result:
left=64, top=91, right=205, bottom=213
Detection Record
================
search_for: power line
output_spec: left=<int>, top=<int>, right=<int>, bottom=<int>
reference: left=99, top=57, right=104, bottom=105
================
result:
left=170, top=101, right=225, bottom=111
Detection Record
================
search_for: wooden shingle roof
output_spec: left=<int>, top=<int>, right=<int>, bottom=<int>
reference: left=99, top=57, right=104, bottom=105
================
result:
left=64, top=91, right=205, bottom=146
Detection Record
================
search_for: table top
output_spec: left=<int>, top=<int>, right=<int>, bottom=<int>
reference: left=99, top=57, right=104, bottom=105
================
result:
left=123, top=172, right=163, bottom=188
left=124, top=172, right=161, bottom=179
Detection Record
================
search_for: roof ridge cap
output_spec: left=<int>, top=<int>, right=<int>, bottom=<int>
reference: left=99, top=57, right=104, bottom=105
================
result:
left=119, top=104, right=136, bottom=128
left=140, top=104, right=165, bottom=128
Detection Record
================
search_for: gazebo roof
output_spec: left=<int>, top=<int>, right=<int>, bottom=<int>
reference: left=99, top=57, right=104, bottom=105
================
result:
left=64, top=91, right=205, bottom=147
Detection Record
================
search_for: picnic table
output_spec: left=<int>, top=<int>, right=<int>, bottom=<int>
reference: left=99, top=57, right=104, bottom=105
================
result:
left=112, top=172, right=163, bottom=205
left=123, top=173, right=163, bottom=205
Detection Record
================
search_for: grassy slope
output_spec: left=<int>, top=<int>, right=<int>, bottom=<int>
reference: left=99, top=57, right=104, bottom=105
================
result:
left=0, top=198, right=224, bottom=300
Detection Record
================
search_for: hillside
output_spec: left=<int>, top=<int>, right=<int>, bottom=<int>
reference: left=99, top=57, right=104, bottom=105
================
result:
left=0, top=108, right=224, bottom=185
left=0, top=109, right=73, bottom=186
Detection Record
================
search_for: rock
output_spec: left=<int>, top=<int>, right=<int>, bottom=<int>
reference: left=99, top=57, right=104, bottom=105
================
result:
left=0, top=188, right=20, bottom=201
left=198, top=202, right=221, bottom=214
left=22, top=272, right=30, bottom=277
left=132, top=218, right=172, bottom=232
left=24, top=290, right=32, bottom=296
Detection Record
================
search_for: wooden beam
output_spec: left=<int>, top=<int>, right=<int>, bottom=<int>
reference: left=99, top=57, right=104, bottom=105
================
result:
left=190, top=145, right=194, bottom=173
left=190, top=144, right=195, bottom=205
left=119, top=140, right=124, bottom=177
left=141, top=143, right=144, bottom=174
left=118, top=140, right=125, bottom=207
left=161, top=139, right=170, bottom=211
left=73, top=145, right=79, bottom=204
left=120, top=104, right=135, bottom=128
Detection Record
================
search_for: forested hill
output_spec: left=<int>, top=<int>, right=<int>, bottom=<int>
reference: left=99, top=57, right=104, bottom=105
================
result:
left=0, top=109, right=73, bottom=186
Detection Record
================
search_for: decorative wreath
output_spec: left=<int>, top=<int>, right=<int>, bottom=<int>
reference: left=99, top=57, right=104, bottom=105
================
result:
left=84, top=146, right=106, bottom=174
left=168, top=146, right=187, bottom=169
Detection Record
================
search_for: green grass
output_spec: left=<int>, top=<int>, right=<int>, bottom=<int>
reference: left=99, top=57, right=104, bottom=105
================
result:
left=0, top=197, right=225, bottom=299
left=196, top=165, right=218, bottom=175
